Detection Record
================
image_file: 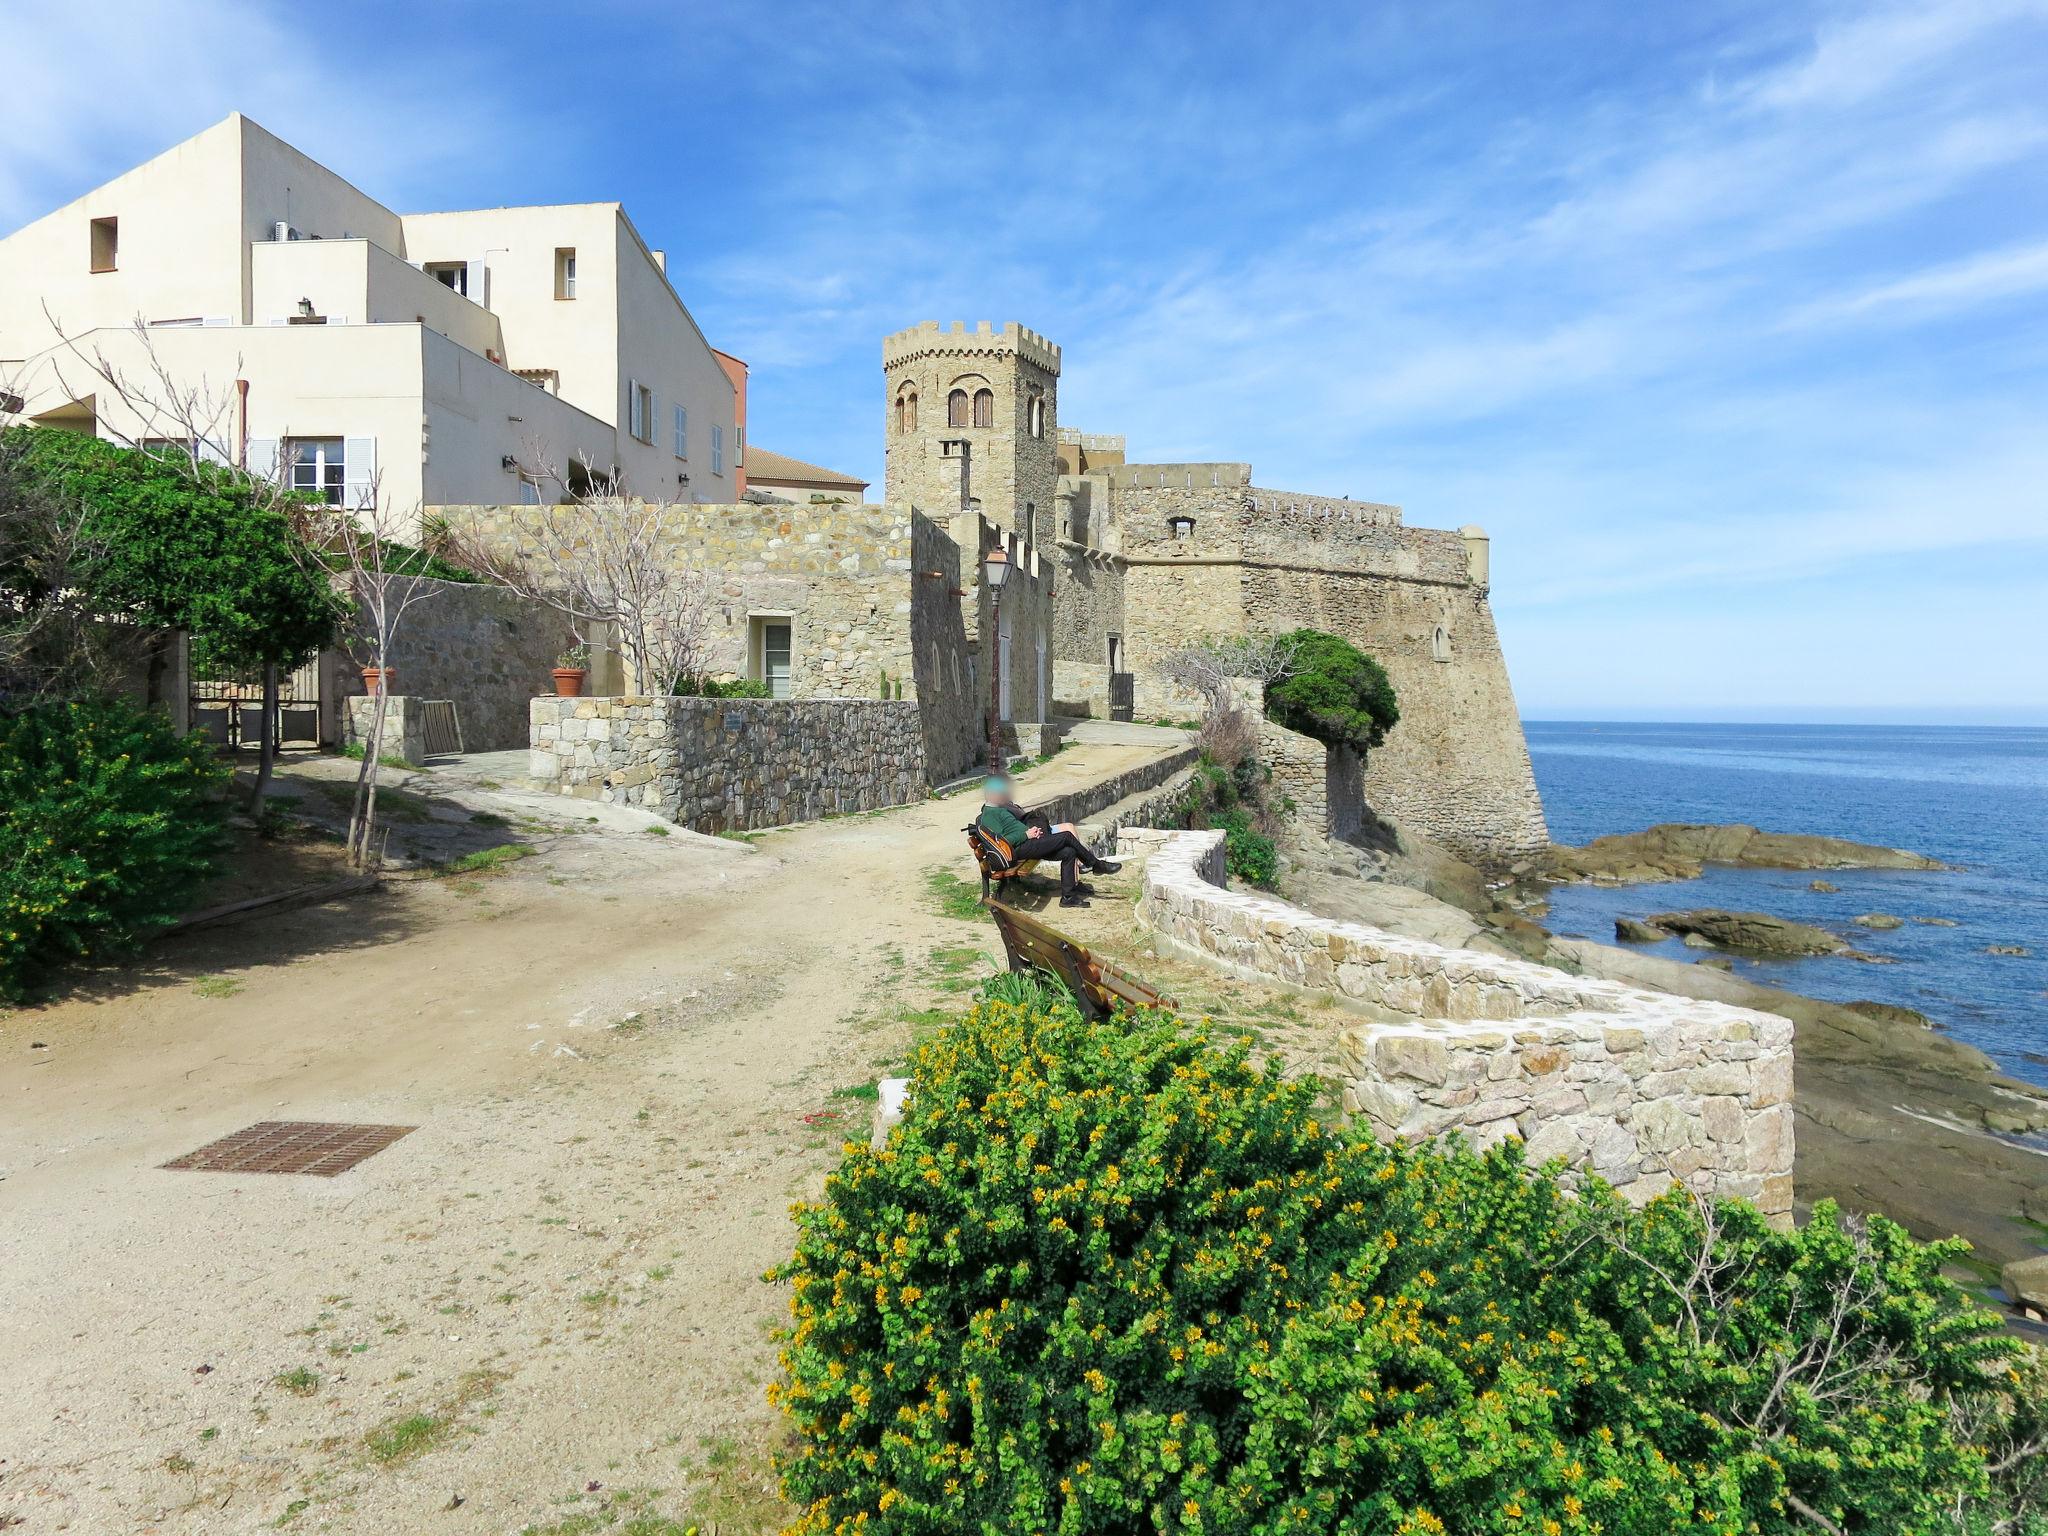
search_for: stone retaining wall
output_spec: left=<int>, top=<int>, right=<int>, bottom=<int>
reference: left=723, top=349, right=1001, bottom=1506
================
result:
left=1125, top=828, right=1794, bottom=1217
left=529, top=696, right=925, bottom=832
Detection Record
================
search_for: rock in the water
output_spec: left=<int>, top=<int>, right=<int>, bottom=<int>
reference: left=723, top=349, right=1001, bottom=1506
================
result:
left=1852, top=913, right=1903, bottom=930
left=2005, top=1255, right=2048, bottom=1321
left=1548, top=823, right=1947, bottom=884
left=1810, top=879, right=1840, bottom=893
left=1647, top=909, right=1850, bottom=957
left=1614, top=917, right=1666, bottom=943
left=1987, top=944, right=2030, bottom=956
left=1698, top=956, right=1734, bottom=971
left=1842, top=1000, right=1937, bottom=1030
left=1910, top=916, right=1957, bottom=926
left=1682, top=932, right=1715, bottom=949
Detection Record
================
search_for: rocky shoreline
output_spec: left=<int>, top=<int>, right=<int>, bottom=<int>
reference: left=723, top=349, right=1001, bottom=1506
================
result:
left=1285, top=815, right=2048, bottom=1279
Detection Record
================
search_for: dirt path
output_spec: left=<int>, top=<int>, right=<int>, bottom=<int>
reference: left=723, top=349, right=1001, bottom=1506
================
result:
left=0, top=737, right=1175, bottom=1534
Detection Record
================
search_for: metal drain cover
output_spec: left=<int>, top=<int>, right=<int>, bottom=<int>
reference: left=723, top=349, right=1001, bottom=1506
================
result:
left=162, top=1121, right=415, bottom=1177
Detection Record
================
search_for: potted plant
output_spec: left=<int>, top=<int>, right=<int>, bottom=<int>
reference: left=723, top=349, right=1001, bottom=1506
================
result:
left=361, top=665, right=395, bottom=695
left=551, top=643, right=590, bottom=698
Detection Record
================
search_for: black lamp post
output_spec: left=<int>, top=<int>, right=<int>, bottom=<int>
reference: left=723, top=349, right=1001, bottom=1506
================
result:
left=984, top=543, right=1010, bottom=771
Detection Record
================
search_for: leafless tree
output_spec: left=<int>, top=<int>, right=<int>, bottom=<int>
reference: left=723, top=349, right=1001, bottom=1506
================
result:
left=446, top=447, right=715, bottom=694
left=1155, top=633, right=1302, bottom=711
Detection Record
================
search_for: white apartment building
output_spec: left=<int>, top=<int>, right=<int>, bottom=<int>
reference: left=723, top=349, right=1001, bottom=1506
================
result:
left=0, top=113, right=739, bottom=520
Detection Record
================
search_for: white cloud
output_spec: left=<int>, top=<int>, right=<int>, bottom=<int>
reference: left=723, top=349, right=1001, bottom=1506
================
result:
left=1781, top=238, right=2048, bottom=328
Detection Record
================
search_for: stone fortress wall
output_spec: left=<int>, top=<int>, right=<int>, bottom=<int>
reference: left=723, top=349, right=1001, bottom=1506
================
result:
left=1123, top=828, right=1795, bottom=1219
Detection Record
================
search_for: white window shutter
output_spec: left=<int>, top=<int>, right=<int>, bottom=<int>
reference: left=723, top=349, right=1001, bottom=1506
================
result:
left=466, top=258, right=487, bottom=307
left=344, top=437, right=377, bottom=509
left=245, top=438, right=279, bottom=481
left=195, top=436, right=230, bottom=468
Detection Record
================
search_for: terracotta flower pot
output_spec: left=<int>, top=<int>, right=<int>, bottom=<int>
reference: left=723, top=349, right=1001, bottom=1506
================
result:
left=551, top=667, right=588, bottom=698
left=361, top=666, right=394, bottom=695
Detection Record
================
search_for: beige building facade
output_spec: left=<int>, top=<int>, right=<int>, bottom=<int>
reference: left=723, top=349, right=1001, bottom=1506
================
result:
left=0, top=114, right=736, bottom=523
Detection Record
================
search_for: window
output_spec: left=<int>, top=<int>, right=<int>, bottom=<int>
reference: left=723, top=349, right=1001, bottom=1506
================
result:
left=1169, top=515, right=1196, bottom=540
left=1027, top=390, right=1045, bottom=438
left=972, top=388, right=994, bottom=429
left=948, top=389, right=969, bottom=428
left=752, top=617, right=793, bottom=699
left=425, top=261, right=467, bottom=296
left=1432, top=625, right=1452, bottom=663
left=629, top=381, right=654, bottom=443
left=711, top=423, right=725, bottom=475
left=554, top=247, right=577, bottom=300
left=289, top=439, right=345, bottom=505
left=897, top=387, right=918, bottom=433
left=90, top=216, right=118, bottom=273
left=735, top=425, right=743, bottom=467
left=672, top=403, right=688, bottom=458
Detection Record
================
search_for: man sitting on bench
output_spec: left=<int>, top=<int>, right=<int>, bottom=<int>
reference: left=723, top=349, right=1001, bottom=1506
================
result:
left=977, top=775, right=1120, bottom=908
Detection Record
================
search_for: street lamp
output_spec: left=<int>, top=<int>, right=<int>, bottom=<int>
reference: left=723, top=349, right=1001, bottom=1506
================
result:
left=984, top=543, right=1010, bottom=772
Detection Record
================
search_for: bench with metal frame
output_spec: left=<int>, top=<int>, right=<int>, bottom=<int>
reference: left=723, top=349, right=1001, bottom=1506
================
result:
left=986, top=899, right=1175, bottom=1022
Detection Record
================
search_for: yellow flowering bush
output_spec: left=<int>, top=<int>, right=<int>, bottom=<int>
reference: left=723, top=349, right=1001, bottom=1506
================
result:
left=0, top=696, right=227, bottom=1000
left=771, top=1003, right=2036, bottom=1535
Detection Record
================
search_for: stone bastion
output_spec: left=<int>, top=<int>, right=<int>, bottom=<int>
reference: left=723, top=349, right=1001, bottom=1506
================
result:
left=1120, top=828, right=1795, bottom=1219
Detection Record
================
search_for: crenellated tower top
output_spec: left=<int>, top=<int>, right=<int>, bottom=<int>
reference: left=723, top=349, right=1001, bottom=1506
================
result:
left=882, top=321, right=1062, bottom=376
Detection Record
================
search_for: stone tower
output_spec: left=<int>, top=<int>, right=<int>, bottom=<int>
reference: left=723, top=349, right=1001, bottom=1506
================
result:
left=882, top=322, right=1060, bottom=537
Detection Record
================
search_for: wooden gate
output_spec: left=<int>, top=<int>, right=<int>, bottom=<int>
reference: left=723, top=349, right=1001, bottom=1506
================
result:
left=1108, top=671, right=1135, bottom=722
left=190, top=643, right=322, bottom=751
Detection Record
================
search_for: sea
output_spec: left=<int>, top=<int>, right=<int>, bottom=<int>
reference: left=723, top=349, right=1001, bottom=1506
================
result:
left=1525, top=721, right=2048, bottom=1086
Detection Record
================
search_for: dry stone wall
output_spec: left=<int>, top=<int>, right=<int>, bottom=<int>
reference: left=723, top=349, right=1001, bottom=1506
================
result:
left=529, top=696, right=925, bottom=832
left=1127, top=829, right=1794, bottom=1218
left=343, top=576, right=577, bottom=751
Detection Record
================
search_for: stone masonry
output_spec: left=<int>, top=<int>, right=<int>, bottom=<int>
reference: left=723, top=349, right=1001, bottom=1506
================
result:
left=529, top=695, right=925, bottom=833
left=1126, top=828, right=1795, bottom=1218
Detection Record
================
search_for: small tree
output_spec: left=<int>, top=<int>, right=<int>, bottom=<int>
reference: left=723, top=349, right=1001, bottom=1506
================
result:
left=447, top=450, right=715, bottom=693
left=1154, top=632, right=1302, bottom=710
left=1262, top=627, right=1398, bottom=753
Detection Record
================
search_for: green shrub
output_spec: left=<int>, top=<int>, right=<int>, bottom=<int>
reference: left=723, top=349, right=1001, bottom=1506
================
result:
left=0, top=696, right=228, bottom=999
left=772, top=1003, right=2027, bottom=1536
left=675, top=675, right=772, bottom=699
left=1264, top=627, right=1398, bottom=754
left=1214, top=807, right=1278, bottom=889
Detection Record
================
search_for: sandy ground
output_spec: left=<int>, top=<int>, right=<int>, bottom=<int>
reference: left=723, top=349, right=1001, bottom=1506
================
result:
left=0, top=735, right=1176, bottom=1535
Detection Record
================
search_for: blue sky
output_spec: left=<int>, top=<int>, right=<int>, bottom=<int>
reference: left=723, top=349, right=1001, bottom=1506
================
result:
left=7, top=0, right=2046, bottom=722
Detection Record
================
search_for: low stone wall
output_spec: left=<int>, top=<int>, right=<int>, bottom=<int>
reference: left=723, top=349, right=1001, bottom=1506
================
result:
left=529, top=696, right=926, bottom=832
left=1125, top=828, right=1794, bottom=1217
left=344, top=696, right=425, bottom=767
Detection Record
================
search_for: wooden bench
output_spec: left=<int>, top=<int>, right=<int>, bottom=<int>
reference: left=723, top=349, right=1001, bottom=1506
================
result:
left=988, top=900, right=1175, bottom=1022
left=965, top=823, right=1044, bottom=903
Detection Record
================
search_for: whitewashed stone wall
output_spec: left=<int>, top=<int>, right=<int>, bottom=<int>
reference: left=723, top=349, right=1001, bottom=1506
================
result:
left=1125, top=828, right=1794, bottom=1218
left=530, top=696, right=925, bottom=833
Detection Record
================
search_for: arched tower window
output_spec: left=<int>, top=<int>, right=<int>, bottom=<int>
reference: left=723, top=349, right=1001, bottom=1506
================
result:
left=897, top=387, right=918, bottom=433
left=972, top=388, right=994, bottom=428
left=1027, top=391, right=1045, bottom=438
left=1432, top=625, right=1452, bottom=663
left=948, top=389, right=970, bottom=428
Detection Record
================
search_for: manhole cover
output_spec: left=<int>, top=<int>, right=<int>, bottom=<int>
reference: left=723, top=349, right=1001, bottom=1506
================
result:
left=162, top=1121, right=415, bottom=1177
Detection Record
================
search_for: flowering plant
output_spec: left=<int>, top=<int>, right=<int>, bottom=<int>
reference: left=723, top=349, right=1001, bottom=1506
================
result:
left=771, top=1002, right=2034, bottom=1535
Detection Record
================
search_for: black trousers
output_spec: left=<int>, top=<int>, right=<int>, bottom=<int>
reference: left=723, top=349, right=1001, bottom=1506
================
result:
left=1014, top=829, right=1102, bottom=895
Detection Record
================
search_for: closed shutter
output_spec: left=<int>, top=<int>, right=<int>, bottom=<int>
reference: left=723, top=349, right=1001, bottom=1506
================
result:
left=465, top=258, right=488, bottom=307
left=343, top=437, right=377, bottom=510
left=245, top=437, right=279, bottom=482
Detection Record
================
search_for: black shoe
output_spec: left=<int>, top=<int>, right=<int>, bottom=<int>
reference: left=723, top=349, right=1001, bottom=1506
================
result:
left=1091, top=859, right=1123, bottom=875
left=1059, top=893, right=1091, bottom=908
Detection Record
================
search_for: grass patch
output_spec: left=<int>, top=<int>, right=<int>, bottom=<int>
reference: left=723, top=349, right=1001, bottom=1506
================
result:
left=643, top=825, right=672, bottom=837
left=363, top=1369, right=501, bottom=1466
left=440, top=843, right=537, bottom=876
left=364, top=1412, right=445, bottom=1464
left=274, top=1366, right=320, bottom=1397
left=520, top=1487, right=697, bottom=1535
left=193, top=974, right=243, bottom=999
left=923, top=866, right=985, bottom=922
left=831, top=1081, right=881, bottom=1101
left=468, top=810, right=511, bottom=828
left=337, top=742, right=422, bottom=772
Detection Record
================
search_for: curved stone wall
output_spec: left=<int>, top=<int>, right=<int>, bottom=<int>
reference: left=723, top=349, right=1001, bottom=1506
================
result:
left=1125, top=829, right=1794, bottom=1219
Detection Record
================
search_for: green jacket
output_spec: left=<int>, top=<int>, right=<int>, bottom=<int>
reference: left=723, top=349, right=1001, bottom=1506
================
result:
left=977, top=802, right=1035, bottom=851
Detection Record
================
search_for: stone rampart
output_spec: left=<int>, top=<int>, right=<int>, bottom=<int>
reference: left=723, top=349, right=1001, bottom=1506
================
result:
left=529, top=696, right=925, bottom=832
left=1126, top=829, right=1794, bottom=1217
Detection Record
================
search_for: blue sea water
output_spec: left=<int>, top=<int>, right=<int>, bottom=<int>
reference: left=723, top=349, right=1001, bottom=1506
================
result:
left=1524, top=722, right=2048, bottom=1085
